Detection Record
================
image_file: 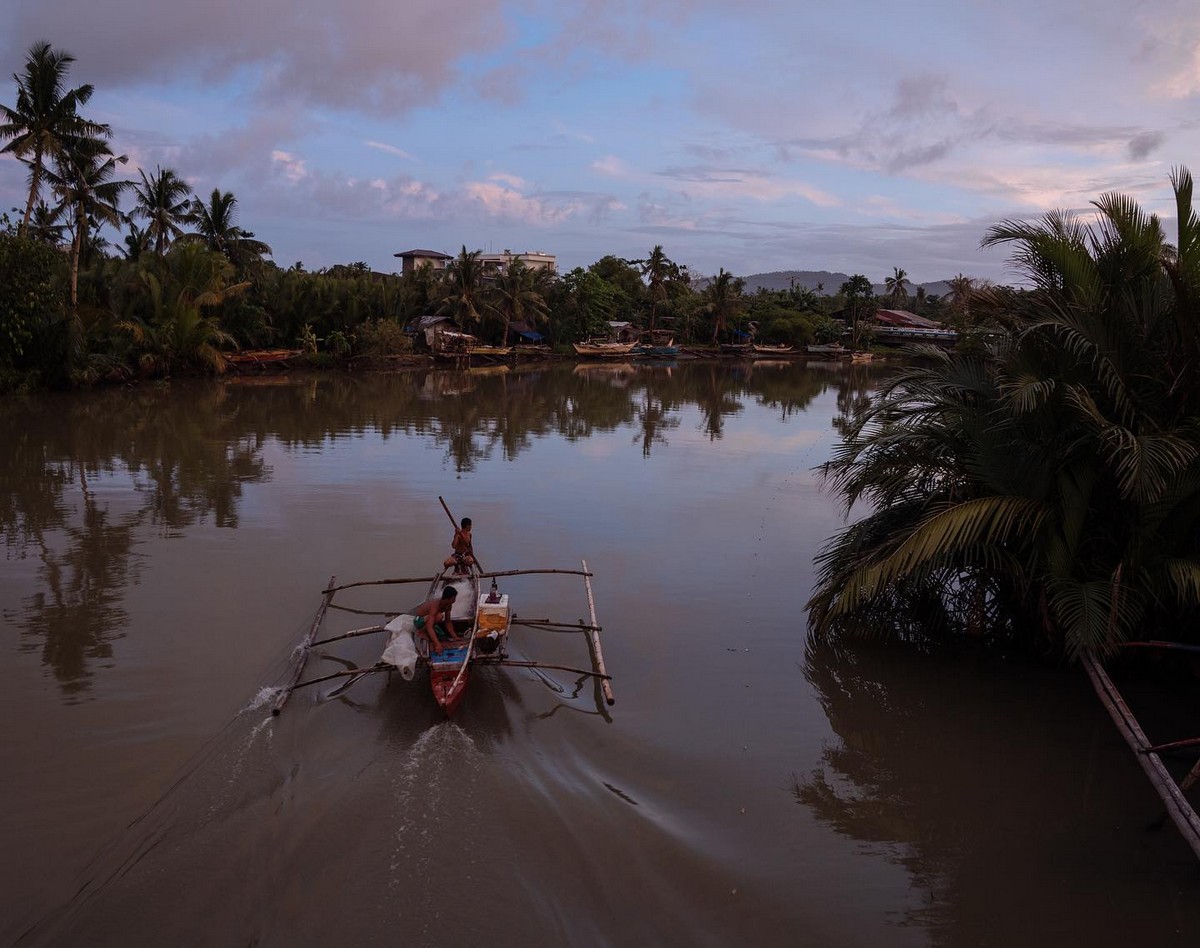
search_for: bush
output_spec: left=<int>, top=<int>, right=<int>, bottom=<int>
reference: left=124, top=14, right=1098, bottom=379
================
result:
left=0, top=234, right=67, bottom=375
left=354, top=318, right=413, bottom=357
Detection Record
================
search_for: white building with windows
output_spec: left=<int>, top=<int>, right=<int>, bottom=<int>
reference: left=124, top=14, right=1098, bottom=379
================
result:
left=479, top=250, right=557, bottom=274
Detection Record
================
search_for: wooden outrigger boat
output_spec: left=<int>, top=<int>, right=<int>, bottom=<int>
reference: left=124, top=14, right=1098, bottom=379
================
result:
left=573, top=340, right=639, bottom=357
left=272, top=501, right=614, bottom=716
left=804, top=342, right=847, bottom=359
left=750, top=343, right=795, bottom=356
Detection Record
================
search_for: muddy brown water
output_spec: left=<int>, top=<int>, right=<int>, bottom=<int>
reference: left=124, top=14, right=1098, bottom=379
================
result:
left=1, top=361, right=1196, bottom=947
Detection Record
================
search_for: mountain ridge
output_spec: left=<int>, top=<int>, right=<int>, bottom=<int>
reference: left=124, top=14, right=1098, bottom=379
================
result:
left=733, top=269, right=952, bottom=298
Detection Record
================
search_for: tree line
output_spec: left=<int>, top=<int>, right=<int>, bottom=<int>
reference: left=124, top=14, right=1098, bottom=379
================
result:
left=1, top=40, right=988, bottom=392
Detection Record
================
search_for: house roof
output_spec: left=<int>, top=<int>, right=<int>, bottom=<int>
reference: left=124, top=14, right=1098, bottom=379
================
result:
left=393, top=249, right=452, bottom=259
left=875, top=309, right=943, bottom=329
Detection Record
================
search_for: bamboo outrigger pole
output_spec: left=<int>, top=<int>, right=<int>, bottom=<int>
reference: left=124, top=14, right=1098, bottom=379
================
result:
left=1083, top=652, right=1200, bottom=860
left=582, top=558, right=614, bottom=705
left=273, top=575, right=336, bottom=715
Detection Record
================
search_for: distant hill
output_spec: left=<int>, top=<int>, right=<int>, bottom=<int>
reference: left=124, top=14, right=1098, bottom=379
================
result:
left=738, top=270, right=952, bottom=299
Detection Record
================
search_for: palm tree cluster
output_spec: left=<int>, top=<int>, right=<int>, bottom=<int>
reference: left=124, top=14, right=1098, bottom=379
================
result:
left=808, top=169, right=1200, bottom=659
left=1, top=40, right=128, bottom=328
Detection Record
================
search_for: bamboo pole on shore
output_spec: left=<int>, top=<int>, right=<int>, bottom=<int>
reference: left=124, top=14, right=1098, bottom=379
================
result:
left=1083, top=652, right=1200, bottom=860
left=582, top=558, right=614, bottom=705
left=272, top=575, right=335, bottom=715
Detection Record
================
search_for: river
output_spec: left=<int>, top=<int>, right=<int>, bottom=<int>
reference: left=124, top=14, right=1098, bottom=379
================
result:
left=1, top=360, right=1196, bottom=946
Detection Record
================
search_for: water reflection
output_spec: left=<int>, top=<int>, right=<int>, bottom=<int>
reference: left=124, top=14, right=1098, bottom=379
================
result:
left=796, top=635, right=1200, bottom=945
left=1, top=360, right=888, bottom=695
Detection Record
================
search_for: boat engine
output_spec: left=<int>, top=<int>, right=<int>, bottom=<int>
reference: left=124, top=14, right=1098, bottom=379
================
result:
left=475, top=631, right=501, bottom=655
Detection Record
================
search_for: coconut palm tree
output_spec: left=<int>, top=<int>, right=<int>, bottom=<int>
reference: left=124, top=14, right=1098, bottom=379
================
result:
left=132, top=166, right=192, bottom=255
left=884, top=266, right=910, bottom=306
left=839, top=274, right=874, bottom=347
left=635, top=244, right=676, bottom=331
left=438, top=246, right=486, bottom=328
left=946, top=273, right=975, bottom=322
left=41, top=135, right=129, bottom=314
left=0, top=41, right=108, bottom=235
left=26, top=199, right=66, bottom=245
left=122, top=222, right=150, bottom=260
left=705, top=268, right=745, bottom=343
left=808, top=169, right=1200, bottom=659
left=489, top=257, right=550, bottom=345
left=182, top=188, right=271, bottom=267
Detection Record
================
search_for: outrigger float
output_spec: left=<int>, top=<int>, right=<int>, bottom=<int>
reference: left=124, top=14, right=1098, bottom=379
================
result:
left=271, top=504, right=614, bottom=716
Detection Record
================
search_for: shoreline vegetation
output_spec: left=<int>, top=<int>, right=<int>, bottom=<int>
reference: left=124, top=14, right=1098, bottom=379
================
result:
left=4, top=41, right=984, bottom=396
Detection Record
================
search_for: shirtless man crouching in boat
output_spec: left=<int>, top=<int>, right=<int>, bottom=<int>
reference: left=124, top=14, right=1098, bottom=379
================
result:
left=414, top=585, right=462, bottom=654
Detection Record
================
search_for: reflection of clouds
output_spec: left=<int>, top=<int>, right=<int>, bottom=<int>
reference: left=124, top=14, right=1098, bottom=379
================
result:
left=678, top=426, right=824, bottom=456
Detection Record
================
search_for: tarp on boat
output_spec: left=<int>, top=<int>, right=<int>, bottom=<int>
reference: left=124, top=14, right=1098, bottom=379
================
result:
left=381, top=615, right=419, bottom=680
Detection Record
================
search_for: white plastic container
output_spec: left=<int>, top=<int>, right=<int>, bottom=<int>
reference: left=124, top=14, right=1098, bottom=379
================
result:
left=476, top=593, right=510, bottom=633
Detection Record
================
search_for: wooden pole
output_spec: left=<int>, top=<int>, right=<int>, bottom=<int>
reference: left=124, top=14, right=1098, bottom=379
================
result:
left=324, top=568, right=592, bottom=595
left=511, top=618, right=602, bottom=632
left=272, top=575, right=336, bottom=715
left=582, top=558, right=614, bottom=705
left=324, top=576, right=437, bottom=594
left=1083, top=652, right=1200, bottom=860
left=498, top=660, right=611, bottom=680
left=480, top=568, right=592, bottom=579
left=1142, top=736, right=1200, bottom=755
left=309, top=624, right=387, bottom=647
left=292, top=662, right=391, bottom=691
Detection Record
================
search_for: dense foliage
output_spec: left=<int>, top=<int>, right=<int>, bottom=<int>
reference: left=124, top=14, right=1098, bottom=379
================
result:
left=0, top=230, right=67, bottom=388
left=1, top=39, right=996, bottom=393
left=808, top=170, right=1200, bottom=659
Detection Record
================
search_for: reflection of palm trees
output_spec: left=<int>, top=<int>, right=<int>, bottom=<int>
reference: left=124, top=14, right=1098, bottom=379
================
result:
left=633, top=386, right=681, bottom=458
left=7, top=386, right=272, bottom=692
left=5, top=361, right=851, bottom=691
left=23, top=466, right=140, bottom=695
left=798, top=635, right=1197, bottom=946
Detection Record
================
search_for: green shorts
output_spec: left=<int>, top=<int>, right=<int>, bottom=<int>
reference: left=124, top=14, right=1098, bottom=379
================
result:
left=414, top=616, right=452, bottom=640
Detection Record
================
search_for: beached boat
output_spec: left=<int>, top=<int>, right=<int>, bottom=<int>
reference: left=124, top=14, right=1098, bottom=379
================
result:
left=573, top=340, right=639, bottom=357
left=850, top=351, right=875, bottom=363
left=272, top=499, right=614, bottom=716
left=225, top=348, right=302, bottom=367
left=632, top=331, right=679, bottom=358
left=719, top=342, right=753, bottom=356
left=805, top=342, right=847, bottom=359
left=751, top=343, right=795, bottom=356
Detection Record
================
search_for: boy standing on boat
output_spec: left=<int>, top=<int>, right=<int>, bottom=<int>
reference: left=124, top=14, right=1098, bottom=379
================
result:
left=414, top=585, right=461, bottom=654
left=444, top=517, right=475, bottom=572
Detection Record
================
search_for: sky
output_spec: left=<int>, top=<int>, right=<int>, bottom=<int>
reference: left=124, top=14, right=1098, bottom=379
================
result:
left=3, top=0, right=1200, bottom=285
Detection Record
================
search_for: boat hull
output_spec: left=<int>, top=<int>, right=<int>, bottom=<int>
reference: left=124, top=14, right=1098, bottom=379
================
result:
left=573, top=342, right=639, bottom=357
left=430, top=650, right=472, bottom=714
left=420, top=567, right=481, bottom=714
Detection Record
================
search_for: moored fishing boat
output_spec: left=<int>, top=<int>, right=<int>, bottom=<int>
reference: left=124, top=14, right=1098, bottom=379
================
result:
left=804, top=342, right=846, bottom=359
left=750, top=343, right=795, bottom=356
left=573, top=340, right=639, bottom=357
